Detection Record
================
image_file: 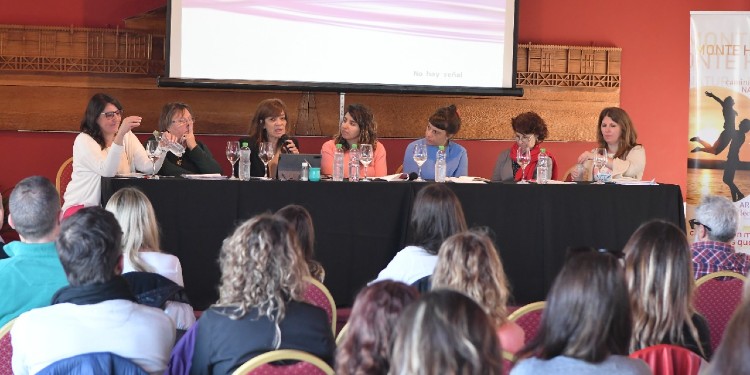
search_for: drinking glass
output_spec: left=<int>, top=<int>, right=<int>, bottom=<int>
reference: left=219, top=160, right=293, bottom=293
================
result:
left=225, top=141, right=240, bottom=179
left=517, top=147, right=531, bottom=184
left=145, top=139, right=162, bottom=179
left=412, top=143, right=427, bottom=182
left=359, top=144, right=374, bottom=181
left=259, top=141, right=275, bottom=179
left=593, top=148, right=608, bottom=183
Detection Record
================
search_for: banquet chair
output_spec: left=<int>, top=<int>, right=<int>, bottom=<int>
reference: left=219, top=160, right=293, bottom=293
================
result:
left=231, top=349, right=334, bottom=375
left=55, top=157, right=73, bottom=205
left=501, top=350, right=515, bottom=375
left=507, top=301, right=545, bottom=343
left=694, top=270, right=747, bottom=351
left=335, top=322, right=349, bottom=346
left=0, top=318, right=16, bottom=375
left=302, top=277, right=337, bottom=335
left=629, top=344, right=704, bottom=375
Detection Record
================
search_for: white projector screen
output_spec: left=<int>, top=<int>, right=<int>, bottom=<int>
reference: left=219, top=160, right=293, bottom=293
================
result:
left=164, top=0, right=521, bottom=96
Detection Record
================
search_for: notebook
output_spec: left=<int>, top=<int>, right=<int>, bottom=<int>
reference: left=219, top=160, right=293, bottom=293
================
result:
left=277, top=154, right=322, bottom=181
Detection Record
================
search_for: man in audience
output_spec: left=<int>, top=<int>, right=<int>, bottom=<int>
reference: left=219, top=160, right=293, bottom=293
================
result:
left=0, top=176, right=68, bottom=326
left=691, top=194, right=750, bottom=279
left=11, top=207, right=175, bottom=374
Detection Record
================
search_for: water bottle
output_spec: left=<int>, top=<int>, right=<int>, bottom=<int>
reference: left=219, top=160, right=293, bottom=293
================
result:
left=300, top=161, right=309, bottom=181
left=238, top=142, right=251, bottom=181
left=536, top=148, right=549, bottom=184
left=434, top=145, right=447, bottom=182
left=333, top=143, right=345, bottom=181
left=349, top=144, right=360, bottom=182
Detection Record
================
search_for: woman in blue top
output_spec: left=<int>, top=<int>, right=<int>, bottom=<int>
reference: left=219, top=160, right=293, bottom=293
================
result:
left=402, top=104, right=468, bottom=180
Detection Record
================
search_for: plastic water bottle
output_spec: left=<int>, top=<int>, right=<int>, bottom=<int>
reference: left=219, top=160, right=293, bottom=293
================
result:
left=238, top=142, right=251, bottom=181
left=536, top=148, right=549, bottom=184
left=333, top=143, right=345, bottom=181
left=434, top=145, right=447, bottom=182
left=300, top=161, right=309, bottom=181
left=349, top=144, right=360, bottom=182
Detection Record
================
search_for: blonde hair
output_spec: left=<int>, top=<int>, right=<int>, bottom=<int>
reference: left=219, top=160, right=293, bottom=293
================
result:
left=104, top=187, right=161, bottom=273
left=623, top=220, right=704, bottom=356
left=216, top=214, right=310, bottom=324
left=431, top=231, right=512, bottom=327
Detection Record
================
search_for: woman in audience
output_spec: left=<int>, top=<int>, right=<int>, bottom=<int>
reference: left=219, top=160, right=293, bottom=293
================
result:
left=190, top=214, right=334, bottom=374
left=321, top=103, right=387, bottom=178
left=149, top=102, right=221, bottom=176
left=373, top=183, right=467, bottom=284
left=623, top=219, right=712, bottom=359
left=431, top=230, right=525, bottom=354
left=512, top=250, right=650, bottom=375
left=390, top=289, right=503, bottom=375
left=276, top=204, right=325, bottom=282
left=402, top=104, right=468, bottom=179
left=492, top=111, right=558, bottom=182
left=62, top=93, right=171, bottom=216
left=238, top=98, right=300, bottom=178
left=105, top=186, right=195, bottom=330
left=571, top=107, right=645, bottom=181
left=335, top=281, right=419, bottom=375
left=701, top=300, right=750, bottom=374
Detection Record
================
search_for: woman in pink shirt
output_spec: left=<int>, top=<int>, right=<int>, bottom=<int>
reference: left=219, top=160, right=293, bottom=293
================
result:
left=320, top=103, right=387, bottom=178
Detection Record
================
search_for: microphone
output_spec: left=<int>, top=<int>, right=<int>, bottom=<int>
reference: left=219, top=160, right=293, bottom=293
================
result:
left=279, top=134, right=292, bottom=153
left=408, top=172, right=419, bottom=181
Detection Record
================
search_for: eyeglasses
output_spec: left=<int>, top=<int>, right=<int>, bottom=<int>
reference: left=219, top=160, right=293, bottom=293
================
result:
left=514, top=133, right=535, bottom=142
left=172, top=117, right=196, bottom=125
left=689, top=219, right=712, bottom=232
left=100, top=110, right=124, bottom=119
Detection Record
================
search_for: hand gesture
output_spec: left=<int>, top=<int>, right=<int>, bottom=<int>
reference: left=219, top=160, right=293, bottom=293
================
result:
left=113, top=116, right=142, bottom=145
left=576, top=151, right=592, bottom=164
left=184, top=123, right=198, bottom=150
left=284, top=140, right=299, bottom=154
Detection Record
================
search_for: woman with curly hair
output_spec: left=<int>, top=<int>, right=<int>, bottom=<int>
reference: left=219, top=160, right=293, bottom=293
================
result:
left=189, top=214, right=334, bottom=374
left=335, top=281, right=418, bottom=375
left=431, top=230, right=524, bottom=354
left=492, top=111, right=557, bottom=182
left=320, top=103, right=387, bottom=178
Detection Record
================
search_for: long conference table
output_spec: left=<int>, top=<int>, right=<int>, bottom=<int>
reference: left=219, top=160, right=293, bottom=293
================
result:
left=101, top=177, right=685, bottom=310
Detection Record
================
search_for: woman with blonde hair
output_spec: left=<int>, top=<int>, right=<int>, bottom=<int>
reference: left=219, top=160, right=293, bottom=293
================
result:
left=623, top=219, right=712, bottom=359
left=190, top=214, right=334, bottom=374
left=431, top=230, right=525, bottom=354
left=105, top=187, right=195, bottom=330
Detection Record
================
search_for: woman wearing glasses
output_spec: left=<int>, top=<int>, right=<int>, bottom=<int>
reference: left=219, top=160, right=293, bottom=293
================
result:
left=492, top=111, right=558, bottom=182
left=62, top=93, right=169, bottom=217
left=402, top=104, right=468, bottom=180
left=147, top=102, right=221, bottom=177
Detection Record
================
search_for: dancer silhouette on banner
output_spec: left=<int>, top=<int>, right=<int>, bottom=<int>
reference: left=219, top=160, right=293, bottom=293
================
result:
left=690, top=91, right=738, bottom=154
left=724, top=119, right=750, bottom=202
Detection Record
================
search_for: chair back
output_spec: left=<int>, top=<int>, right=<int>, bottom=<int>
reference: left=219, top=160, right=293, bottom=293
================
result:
left=629, top=344, right=703, bottom=375
left=501, top=350, right=515, bottom=375
left=231, top=349, right=334, bottom=375
left=55, top=157, right=73, bottom=205
left=694, top=270, right=746, bottom=351
left=36, top=352, right=148, bottom=375
left=335, top=322, right=349, bottom=346
left=0, top=319, right=15, bottom=375
left=302, top=277, right=336, bottom=335
left=507, top=301, right=545, bottom=343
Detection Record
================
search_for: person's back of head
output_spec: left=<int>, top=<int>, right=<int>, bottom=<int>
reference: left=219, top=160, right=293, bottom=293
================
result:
left=9, top=176, right=60, bottom=242
left=336, top=281, right=418, bottom=375
left=105, top=187, right=161, bottom=272
left=518, top=250, right=631, bottom=363
left=56, top=207, right=122, bottom=287
left=431, top=230, right=512, bottom=327
left=390, top=289, right=503, bottom=375
left=409, top=184, right=467, bottom=254
left=695, top=195, right=738, bottom=243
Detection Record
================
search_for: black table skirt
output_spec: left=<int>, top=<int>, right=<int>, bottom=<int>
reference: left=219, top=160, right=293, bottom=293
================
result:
left=101, top=178, right=685, bottom=310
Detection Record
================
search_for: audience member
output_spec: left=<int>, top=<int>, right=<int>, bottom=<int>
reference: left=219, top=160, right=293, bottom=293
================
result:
left=276, top=204, right=325, bottom=282
left=402, top=104, right=468, bottom=179
left=105, top=187, right=195, bottom=330
left=0, top=176, right=68, bottom=327
left=492, top=111, right=558, bottom=182
left=62, top=93, right=172, bottom=216
left=512, top=250, right=650, bottom=375
left=374, top=183, right=467, bottom=284
left=390, top=289, right=503, bottom=375
left=238, top=98, right=300, bottom=178
left=690, top=194, right=749, bottom=279
left=149, top=102, right=221, bottom=177
left=700, top=297, right=750, bottom=374
left=431, top=230, right=525, bottom=354
left=335, top=281, right=418, bottom=375
left=320, top=103, right=387, bottom=178
left=624, top=219, right=712, bottom=359
left=571, top=107, right=645, bottom=180
left=11, top=207, right=175, bottom=375
left=189, top=214, right=334, bottom=374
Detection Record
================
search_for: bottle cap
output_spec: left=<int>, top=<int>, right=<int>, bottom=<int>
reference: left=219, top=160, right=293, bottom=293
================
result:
left=439, top=145, right=445, bottom=150
left=302, top=161, right=308, bottom=167
left=241, top=142, right=248, bottom=148
left=352, top=144, right=358, bottom=149
left=540, top=148, right=546, bottom=152
left=336, top=143, right=342, bottom=149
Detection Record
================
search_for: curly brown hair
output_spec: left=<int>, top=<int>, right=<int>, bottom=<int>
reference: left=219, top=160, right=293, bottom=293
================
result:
left=511, top=111, right=549, bottom=141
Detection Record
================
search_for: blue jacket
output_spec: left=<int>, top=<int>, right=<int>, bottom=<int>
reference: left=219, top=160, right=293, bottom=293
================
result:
left=402, top=139, right=468, bottom=179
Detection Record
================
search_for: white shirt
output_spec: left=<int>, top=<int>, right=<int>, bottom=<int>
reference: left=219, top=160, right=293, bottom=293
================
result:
left=11, top=299, right=175, bottom=375
left=123, top=251, right=184, bottom=287
left=373, top=246, right=437, bottom=285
